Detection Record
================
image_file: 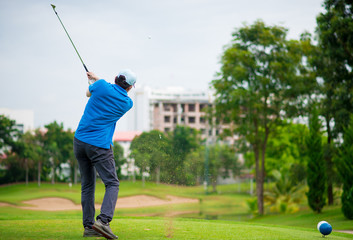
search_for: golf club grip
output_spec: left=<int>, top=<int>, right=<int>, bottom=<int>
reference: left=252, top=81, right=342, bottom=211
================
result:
left=83, top=64, right=89, bottom=72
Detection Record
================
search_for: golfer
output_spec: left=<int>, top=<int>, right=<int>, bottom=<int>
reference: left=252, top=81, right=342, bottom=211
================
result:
left=74, top=69, right=136, bottom=239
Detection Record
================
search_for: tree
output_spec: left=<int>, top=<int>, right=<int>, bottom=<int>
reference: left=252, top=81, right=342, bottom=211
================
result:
left=0, top=115, right=26, bottom=184
left=0, top=153, right=24, bottom=184
left=0, top=115, right=20, bottom=150
left=166, top=126, right=200, bottom=185
left=316, top=0, right=353, bottom=135
left=44, top=121, right=73, bottom=184
left=184, top=145, right=205, bottom=185
left=211, top=20, right=314, bottom=214
left=315, top=0, right=353, bottom=206
left=208, top=144, right=240, bottom=192
left=337, top=115, right=353, bottom=219
left=130, top=130, right=170, bottom=185
left=306, top=107, right=326, bottom=213
left=33, top=129, right=47, bottom=186
left=17, top=132, right=36, bottom=185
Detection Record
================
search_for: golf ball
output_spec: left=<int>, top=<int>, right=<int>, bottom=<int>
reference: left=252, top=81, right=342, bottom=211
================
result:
left=317, top=221, right=332, bottom=236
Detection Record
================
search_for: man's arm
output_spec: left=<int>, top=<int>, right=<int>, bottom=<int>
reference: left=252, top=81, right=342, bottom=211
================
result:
left=86, top=72, right=100, bottom=97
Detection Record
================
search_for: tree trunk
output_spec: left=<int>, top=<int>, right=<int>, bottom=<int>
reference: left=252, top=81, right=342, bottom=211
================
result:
left=25, top=159, right=28, bottom=185
left=254, top=146, right=263, bottom=215
left=74, top=162, right=78, bottom=184
left=51, top=159, right=55, bottom=184
left=212, top=177, right=217, bottom=192
left=259, top=130, right=269, bottom=214
left=325, top=116, right=334, bottom=205
left=37, top=161, right=41, bottom=187
left=156, top=166, right=160, bottom=184
left=142, top=167, right=145, bottom=187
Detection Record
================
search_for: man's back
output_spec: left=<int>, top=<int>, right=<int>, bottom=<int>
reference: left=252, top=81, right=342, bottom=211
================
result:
left=75, top=79, right=133, bottom=149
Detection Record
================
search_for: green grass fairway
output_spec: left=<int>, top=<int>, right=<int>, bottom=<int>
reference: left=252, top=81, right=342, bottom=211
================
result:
left=0, top=182, right=251, bottom=219
left=1, top=217, right=352, bottom=240
left=0, top=182, right=352, bottom=239
left=250, top=206, right=353, bottom=231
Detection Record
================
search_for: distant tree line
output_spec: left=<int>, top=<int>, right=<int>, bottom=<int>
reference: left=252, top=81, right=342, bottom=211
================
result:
left=129, top=126, right=240, bottom=189
left=0, top=117, right=126, bottom=186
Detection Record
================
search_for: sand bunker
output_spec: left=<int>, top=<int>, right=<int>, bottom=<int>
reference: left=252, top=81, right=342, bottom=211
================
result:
left=0, top=195, right=198, bottom=211
left=0, top=202, right=10, bottom=207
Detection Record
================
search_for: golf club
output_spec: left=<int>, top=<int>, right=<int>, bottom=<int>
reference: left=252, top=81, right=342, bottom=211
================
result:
left=51, top=4, right=89, bottom=72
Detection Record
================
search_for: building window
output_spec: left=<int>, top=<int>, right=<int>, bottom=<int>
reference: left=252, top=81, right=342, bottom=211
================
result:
left=164, top=128, right=170, bottom=132
left=163, top=103, right=171, bottom=111
left=181, top=117, right=185, bottom=123
left=200, top=104, right=207, bottom=111
left=189, top=104, right=195, bottom=112
left=200, top=117, right=206, bottom=123
left=201, top=129, right=206, bottom=135
left=15, top=124, right=24, bottom=134
left=173, top=117, right=177, bottom=124
left=172, top=104, right=177, bottom=112
left=164, top=116, right=171, bottom=123
left=189, top=117, right=195, bottom=123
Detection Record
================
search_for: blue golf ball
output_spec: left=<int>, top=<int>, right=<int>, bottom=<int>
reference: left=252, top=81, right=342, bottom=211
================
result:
left=317, top=221, right=332, bottom=236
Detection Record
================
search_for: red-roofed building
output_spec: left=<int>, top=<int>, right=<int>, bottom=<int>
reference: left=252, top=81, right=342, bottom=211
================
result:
left=113, top=131, right=142, bottom=180
left=113, top=131, right=142, bottom=142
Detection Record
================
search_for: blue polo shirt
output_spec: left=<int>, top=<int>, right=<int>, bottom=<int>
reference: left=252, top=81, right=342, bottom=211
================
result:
left=75, top=79, right=133, bottom=149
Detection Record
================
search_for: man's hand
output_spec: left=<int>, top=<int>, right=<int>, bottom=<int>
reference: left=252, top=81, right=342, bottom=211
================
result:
left=87, top=72, right=100, bottom=81
left=87, top=72, right=99, bottom=86
left=86, top=72, right=99, bottom=97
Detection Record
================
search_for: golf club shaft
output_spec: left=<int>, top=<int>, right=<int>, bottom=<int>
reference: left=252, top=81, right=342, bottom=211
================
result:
left=51, top=4, right=88, bottom=72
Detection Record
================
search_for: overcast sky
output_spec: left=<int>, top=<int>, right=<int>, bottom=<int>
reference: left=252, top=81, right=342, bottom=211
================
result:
left=0, top=0, right=324, bottom=130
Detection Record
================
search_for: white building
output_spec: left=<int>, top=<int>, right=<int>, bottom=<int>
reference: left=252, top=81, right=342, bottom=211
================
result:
left=0, top=108, right=34, bottom=133
left=126, top=86, right=216, bottom=137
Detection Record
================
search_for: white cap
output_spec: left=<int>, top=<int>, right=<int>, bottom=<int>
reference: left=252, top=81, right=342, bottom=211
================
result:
left=118, top=69, right=136, bottom=86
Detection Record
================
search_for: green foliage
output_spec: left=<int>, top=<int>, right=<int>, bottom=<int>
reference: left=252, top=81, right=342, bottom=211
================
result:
left=0, top=115, right=20, bottom=150
left=316, top=0, right=353, bottom=137
left=0, top=116, right=37, bottom=184
left=130, top=126, right=204, bottom=186
left=44, top=121, right=74, bottom=183
left=314, top=1, right=353, bottom=205
left=263, top=122, right=309, bottom=178
left=264, top=169, right=306, bottom=214
left=147, top=126, right=239, bottom=187
left=212, top=20, right=315, bottom=214
left=165, top=126, right=200, bottom=185
left=0, top=119, right=74, bottom=184
left=207, top=144, right=241, bottom=191
left=0, top=153, right=25, bottom=183
left=337, top=115, right=353, bottom=219
left=306, top=107, right=326, bottom=213
left=246, top=197, right=258, bottom=216
left=130, top=130, right=170, bottom=184
left=184, top=145, right=205, bottom=185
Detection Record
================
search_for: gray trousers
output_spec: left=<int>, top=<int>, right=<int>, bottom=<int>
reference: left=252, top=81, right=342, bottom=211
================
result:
left=73, top=137, right=119, bottom=228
